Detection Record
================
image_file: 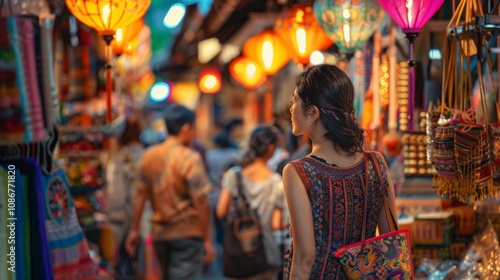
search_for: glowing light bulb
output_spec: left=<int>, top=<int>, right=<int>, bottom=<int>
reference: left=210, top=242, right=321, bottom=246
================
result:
left=204, top=75, right=217, bottom=89
left=150, top=82, right=170, bottom=101
left=261, top=40, right=274, bottom=70
left=115, top=28, right=123, bottom=42
left=164, top=3, right=186, bottom=28
left=246, top=64, right=257, bottom=79
left=101, top=4, right=111, bottom=25
left=310, top=51, right=325, bottom=65
left=296, top=28, right=306, bottom=55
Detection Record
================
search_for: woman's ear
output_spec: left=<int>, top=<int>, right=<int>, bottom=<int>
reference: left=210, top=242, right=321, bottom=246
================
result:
left=307, top=105, right=320, bottom=122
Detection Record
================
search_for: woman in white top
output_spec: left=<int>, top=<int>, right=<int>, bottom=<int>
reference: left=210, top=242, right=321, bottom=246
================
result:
left=216, top=125, right=288, bottom=280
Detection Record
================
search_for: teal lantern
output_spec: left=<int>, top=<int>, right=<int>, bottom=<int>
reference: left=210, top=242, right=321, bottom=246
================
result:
left=313, top=0, right=386, bottom=54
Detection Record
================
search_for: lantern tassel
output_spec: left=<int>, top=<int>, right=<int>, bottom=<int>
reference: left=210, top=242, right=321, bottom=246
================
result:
left=103, top=35, right=114, bottom=124
left=106, top=64, right=112, bottom=123
left=408, top=45, right=415, bottom=131
left=406, top=33, right=418, bottom=132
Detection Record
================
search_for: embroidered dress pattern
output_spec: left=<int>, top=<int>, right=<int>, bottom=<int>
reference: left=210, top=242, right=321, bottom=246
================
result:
left=283, top=152, right=388, bottom=279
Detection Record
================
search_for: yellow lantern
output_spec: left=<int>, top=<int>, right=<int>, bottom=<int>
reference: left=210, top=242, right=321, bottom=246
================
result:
left=111, top=19, right=144, bottom=56
left=229, top=56, right=267, bottom=90
left=66, top=0, right=151, bottom=123
left=243, top=29, right=291, bottom=76
left=65, top=0, right=150, bottom=43
left=274, top=4, right=333, bottom=66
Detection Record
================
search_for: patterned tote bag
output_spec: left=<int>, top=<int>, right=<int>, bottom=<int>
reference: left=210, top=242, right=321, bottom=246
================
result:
left=334, top=152, right=414, bottom=280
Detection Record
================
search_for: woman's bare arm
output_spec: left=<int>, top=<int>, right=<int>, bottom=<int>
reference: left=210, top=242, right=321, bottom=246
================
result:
left=283, top=163, right=315, bottom=279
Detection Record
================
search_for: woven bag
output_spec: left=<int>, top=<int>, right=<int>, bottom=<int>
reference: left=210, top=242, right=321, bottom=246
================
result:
left=334, top=152, right=414, bottom=279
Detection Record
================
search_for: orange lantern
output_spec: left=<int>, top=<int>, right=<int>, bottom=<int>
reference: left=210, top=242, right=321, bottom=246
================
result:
left=111, top=19, right=144, bottom=56
left=198, top=68, right=221, bottom=94
left=229, top=57, right=267, bottom=90
left=66, top=0, right=151, bottom=123
left=274, top=4, right=333, bottom=66
left=243, top=29, right=291, bottom=76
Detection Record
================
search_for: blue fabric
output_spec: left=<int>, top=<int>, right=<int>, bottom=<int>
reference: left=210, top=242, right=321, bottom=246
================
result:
left=12, top=160, right=53, bottom=280
left=14, top=169, right=24, bottom=280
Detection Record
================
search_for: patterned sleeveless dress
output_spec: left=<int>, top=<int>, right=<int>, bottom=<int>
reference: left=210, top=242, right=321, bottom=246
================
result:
left=283, top=151, right=389, bottom=279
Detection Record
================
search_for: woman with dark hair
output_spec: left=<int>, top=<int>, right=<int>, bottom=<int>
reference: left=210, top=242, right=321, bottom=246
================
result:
left=282, top=64, right=397, bottom=279
left=216, top=126, right=288, bottom=280
left=105, top=116, right=146, bottom=278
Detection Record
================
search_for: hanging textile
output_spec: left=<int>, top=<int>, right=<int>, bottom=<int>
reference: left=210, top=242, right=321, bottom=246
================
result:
left=0, top=125, right=58, bottom=175
left=8, top=16, right=46, bottom=141
left=0, top=14, right=59, bottom=143
left=0, top=160, right=96, bottom=279
left=10, top=160, right=54, bottom=279
left=0, top=168, right=15, bottom=280
left=42, top=168, right=95, bottom=279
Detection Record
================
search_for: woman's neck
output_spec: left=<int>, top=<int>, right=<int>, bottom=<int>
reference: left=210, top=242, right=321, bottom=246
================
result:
left=310, top=139, right=363, bottom=167
left=250, top=157, right=269, bottom=167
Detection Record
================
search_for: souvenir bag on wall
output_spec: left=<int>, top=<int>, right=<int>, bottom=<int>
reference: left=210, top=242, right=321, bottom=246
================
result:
left=455, top=0, right=498, bottom=203
left=431, top=32, right=459, bottom=197
left=432, top=0, right=497, bottom=203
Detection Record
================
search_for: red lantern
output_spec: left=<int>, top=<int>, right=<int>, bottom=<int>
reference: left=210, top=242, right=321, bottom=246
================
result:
left=229, top=57, right=266, bottom=89
left=274, top=4, right=333, bottom=66
left=243, top=29, right=291, bottom=76
left=198, top=68, right=221, bottom=94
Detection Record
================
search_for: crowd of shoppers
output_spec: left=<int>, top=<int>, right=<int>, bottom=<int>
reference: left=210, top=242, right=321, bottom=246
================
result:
left=103, top=64, right=397, bottom=280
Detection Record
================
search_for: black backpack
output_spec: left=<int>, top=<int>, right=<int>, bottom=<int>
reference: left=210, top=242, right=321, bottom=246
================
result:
left=223, top=169, right=269, bottom=278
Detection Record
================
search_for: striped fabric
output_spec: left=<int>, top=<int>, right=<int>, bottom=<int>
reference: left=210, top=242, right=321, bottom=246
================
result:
left=7, top=17, right=32, bottom=141
left=5, top=16, right=49, bottom=142
left=42, top=169, right=95, bottom=280
left=18, top=17, right=45, bottom=141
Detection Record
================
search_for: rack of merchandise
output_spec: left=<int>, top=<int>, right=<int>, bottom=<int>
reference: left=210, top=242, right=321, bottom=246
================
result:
left=54, top=125, right=114, bottom=274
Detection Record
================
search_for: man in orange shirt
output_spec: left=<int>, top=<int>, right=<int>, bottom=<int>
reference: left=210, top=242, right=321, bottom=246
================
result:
left=125, top=104, right=215, bottom=279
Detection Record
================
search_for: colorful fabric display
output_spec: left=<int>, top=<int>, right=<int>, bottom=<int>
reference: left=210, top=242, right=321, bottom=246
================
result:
left=1, top=14, right=58, bottom=142
left=42, top=168, right=96, bottom=279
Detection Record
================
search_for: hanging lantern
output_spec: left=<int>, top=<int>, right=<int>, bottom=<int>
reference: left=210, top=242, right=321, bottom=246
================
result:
left=377, top=0, right=444, bottom=131
left=274, top=4, right=333, bottom=66
left=229, top=56, right=267, bottom=89
left=198, top=68, right=222, bottom=94
left=111, top=19, right=144, bottom=56
left=66, top=0, right=151, bottom=123
left=243, top=29, right=291, bottom=76
left=66, top=0, right=150, bottom=42
left=313, top=0, right=386, bottom=54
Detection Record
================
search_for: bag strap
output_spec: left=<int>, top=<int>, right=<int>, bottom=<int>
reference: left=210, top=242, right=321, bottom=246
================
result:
left=234, top=169, right=253, bottom=217
left=361, top=153, right=370, bottom=241
left=368, top=152, right=399, bottom=232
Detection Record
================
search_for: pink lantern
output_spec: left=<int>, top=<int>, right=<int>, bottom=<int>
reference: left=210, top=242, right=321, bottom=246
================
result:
left=377, top=0, right=444, bottom=131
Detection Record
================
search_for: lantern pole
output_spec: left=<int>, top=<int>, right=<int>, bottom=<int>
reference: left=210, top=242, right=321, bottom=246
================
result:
left=405, top=32, right=418, bottom=132
left=103, top=35, right=114, bottom=124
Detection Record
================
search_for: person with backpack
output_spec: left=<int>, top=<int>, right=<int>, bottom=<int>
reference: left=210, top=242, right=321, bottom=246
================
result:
left=216, top=125, right=288, bottom=280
